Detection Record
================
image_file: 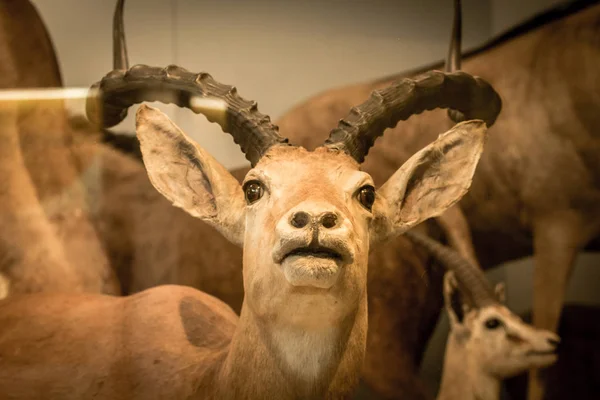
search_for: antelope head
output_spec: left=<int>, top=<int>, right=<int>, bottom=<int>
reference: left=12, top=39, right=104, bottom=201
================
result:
left=443, top=271, right=560, bottom=377
left=405, top=231, right=560, bottom=378
left=87, top=0, right=501, bottom=332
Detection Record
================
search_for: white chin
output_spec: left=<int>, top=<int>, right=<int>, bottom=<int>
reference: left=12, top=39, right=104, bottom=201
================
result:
left=528, top=353, right=558, bottom=368
left=281, top=255, right=341, bottom=289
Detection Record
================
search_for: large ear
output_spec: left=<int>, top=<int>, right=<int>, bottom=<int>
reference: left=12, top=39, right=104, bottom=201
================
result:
left=136, top=105, right=246, bottom=246
left=379, top=120, right=487, bottom=235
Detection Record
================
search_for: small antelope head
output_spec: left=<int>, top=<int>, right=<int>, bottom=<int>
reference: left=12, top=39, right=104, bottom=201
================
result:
left=443, top=271, right=560, bottom=377
left=405, top=232, right=560, bottom=378
left=86, top=0, right=501, bottom=328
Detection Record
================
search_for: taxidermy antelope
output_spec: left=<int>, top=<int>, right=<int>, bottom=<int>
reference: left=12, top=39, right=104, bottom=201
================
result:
left=405, top=232, right=560, bottom=400
left=0, top=1, right=502, bottom=395
left=0, top=2, right=477, bottom=398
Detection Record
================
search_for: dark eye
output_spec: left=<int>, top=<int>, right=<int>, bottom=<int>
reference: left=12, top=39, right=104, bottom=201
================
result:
left=243, top=180, right=264, bottom=204
left=357, top=185, right=376, bottom=211
left=484, top=318, right=503, bottom=330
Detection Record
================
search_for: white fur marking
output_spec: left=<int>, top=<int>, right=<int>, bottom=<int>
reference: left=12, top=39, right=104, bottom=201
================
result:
left=272, top=327, right=338, bottom=381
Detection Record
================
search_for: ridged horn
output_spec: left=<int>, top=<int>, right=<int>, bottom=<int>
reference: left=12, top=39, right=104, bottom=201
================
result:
left=404, top=230, right=497, bottom=307
left=322, top=70, right=502, bottom=163
left=86, top=0, right=291, bottom=167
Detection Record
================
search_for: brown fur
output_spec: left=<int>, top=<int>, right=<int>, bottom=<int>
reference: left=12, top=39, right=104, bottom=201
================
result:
left=0, top=0, right=119, bottom=295
left=0, top=286, right=236, bottom=399
left=0, top=100, right=80, bottom=295
left=0, top=284, right=359, bottom=400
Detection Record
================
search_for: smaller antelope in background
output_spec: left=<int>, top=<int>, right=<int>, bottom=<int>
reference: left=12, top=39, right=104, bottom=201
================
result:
left=406, top=232, right=560, bottom=400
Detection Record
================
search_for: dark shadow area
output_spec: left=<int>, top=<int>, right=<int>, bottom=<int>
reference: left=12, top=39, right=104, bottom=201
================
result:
left=503, top=305, right=600, bottom=400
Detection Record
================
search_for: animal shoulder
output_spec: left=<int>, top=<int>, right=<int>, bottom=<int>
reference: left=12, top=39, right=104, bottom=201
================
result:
left=0, top=286, right=238, bottom=398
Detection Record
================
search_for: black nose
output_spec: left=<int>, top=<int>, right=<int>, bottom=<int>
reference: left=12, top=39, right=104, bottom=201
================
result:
left=547, top=338, right=560, bottom=347
left=320, top=212, right=338, bottom=229
left=290, top=211, right=310, bottom=228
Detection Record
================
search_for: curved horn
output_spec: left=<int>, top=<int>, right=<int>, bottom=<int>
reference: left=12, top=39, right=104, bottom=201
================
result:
left=403, top=230, right=497, bottom=307
left=445, top=0, right=466, bottom=123
left=446, top=0, right=462, bottom=73
left=322, top=70, right=502, bottom=163
left=86, top=0, right=290, bottom=167
left=113, top=0, right=128, bottom=70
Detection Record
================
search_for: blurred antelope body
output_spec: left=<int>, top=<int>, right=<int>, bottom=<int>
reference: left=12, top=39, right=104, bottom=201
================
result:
left=0, top=0, right=118, bottom=296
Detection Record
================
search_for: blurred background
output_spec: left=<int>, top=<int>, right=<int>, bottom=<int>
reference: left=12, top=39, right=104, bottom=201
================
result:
left=30, top=0, right=600, bottom=396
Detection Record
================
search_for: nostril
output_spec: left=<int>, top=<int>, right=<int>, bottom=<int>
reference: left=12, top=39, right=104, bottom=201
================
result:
left=320, top=212, right=338, bottom=229
left=290, top=211, right=311, bottom=228
left=547, top=338, right=560, bottom=347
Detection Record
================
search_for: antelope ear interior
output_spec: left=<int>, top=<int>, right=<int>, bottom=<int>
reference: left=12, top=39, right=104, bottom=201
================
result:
left=443, top=271, right=473, bottom=331
left=135, top=105, right=246, bottom=247
left=379, top=120, right=487, bottom=235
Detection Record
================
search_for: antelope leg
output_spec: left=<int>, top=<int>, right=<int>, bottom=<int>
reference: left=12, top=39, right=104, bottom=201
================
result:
left=528, top=214, right=583, bottom=400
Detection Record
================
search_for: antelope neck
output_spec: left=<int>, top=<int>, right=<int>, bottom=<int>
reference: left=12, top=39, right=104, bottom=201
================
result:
left=437, top=335, right=501, bottom=400
left=210, top=297, right=368, bottom=399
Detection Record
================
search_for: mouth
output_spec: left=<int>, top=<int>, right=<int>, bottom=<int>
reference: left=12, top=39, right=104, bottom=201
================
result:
left=279, top=245, right=345, bottom=289
left=524, top=349, right=558, bottom=367
left=283, top=245, right=343, bottom=261
left=526, top=349, right=557, bottom=356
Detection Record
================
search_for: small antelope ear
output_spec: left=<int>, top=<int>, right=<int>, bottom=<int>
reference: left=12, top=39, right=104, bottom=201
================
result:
left=136, top=105, right=246, bottom=246
left=494, top=282, right=506, bottom=304
left=379, top=120, right=487, bottom=235
left=444, top=271, right=472, bottom=332
left=444, top=271, right=462, bottom=327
